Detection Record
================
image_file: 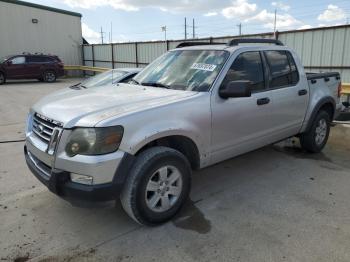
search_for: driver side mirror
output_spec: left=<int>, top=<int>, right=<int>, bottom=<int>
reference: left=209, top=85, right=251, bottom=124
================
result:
left=219, top=80, right=252, bottom=99
left=6, top=60, right=12, bottom=66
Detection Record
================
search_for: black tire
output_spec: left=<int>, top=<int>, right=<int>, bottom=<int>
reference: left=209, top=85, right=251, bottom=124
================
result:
left=300, top=110, right=331, bottom=153
left=38, top=77, right=44, bottom=82
left=0, top=72, right=5, bottom=85
left=120, top=146, right=191, bottom=225
left=43, top=70, right=56, bottom=83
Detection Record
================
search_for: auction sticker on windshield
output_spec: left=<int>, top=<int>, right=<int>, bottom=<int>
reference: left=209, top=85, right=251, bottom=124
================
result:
left=190, top=63, right=217, bottom=72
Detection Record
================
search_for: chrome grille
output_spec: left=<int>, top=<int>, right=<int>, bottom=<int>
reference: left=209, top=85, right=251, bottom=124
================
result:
left=32, top=113, right=62, bottom=145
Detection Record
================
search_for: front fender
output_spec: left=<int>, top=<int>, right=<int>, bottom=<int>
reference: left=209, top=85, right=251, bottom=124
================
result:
left=120, top=124, right=204, bottom=156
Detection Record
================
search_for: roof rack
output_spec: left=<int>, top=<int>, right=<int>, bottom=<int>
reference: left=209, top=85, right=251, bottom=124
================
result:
left=176, top=42, right=225, bottom=48
left=227, top=38, right=284, bottom=46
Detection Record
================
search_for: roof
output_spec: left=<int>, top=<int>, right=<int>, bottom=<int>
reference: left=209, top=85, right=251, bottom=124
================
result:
left=175, top=43, right=291, bottom=54
left=0, top=0, right=82, bottom=17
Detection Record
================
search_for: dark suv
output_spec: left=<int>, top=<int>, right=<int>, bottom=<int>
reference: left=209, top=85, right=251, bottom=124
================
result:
left=0, top=53, right=64, bottom=84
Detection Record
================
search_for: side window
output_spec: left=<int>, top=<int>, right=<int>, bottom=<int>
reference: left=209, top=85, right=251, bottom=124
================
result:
left=42, top=57, right=54, bottom=63
left=264, top=50, right=299, bottom=88
left=11, top=56, right=25, bottom=65
left=26, top=56, right=41, bottom=63
left=221, top=51, right=265, bottom=92
left=287, top=52, right=299, bottom=85
left=120, top=73, right=136, bottom=83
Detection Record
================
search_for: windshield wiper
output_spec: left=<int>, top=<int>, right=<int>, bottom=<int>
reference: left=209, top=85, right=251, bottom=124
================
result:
left=141, top=82, right=170, bottom=89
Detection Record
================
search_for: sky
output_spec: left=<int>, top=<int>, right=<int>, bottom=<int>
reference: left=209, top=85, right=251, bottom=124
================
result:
left=26, top=0, right=350, bottom=44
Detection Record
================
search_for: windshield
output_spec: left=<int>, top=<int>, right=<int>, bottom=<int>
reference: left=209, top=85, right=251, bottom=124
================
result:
left=0, top=56, right=10, bottom=63
left=80, top=70, right=127, bottom=88
left=133, top=50, right=229, bottom=92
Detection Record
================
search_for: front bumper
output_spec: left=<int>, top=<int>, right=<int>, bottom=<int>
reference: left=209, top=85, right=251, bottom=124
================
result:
left=24, top=145, right=135, bottom=202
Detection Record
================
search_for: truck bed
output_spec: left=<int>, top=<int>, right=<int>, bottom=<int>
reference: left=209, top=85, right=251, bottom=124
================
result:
left=306, top=72, right=340, bottom=81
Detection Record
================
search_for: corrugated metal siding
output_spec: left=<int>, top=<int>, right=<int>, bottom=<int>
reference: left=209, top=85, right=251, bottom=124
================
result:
left=114, top=62, right=138, bottom=68
left=137, top=42, right=167, bottom=64
left=0, top=1, right=82, bottom=65
left=93, top=45, right=111, bottom=62
left=83, top=25, right=350, bottom=82
left=94, top=61, right=112, bottom=69
left=83, top=45, right=93, bottom=61
left=113, top=43, right=136, bottom=64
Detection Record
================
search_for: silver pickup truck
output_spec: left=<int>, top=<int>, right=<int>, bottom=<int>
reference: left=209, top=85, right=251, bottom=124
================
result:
left=24, top=39, right=342, bottom=225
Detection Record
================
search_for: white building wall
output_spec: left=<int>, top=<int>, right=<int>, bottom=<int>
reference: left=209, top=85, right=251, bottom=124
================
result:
left=0, top=1, right=82, bottom=65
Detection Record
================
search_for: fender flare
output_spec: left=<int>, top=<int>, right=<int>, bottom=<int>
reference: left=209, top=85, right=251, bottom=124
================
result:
left=304, top=96, right=335, bottom=132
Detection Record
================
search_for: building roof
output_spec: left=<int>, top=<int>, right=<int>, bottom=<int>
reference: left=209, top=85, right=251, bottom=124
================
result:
left=0, top=0, right=82, bottom=17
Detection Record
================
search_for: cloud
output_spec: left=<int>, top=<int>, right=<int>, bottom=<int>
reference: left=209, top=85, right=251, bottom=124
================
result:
left=81, top=23, right=100, bottom=44
left=318, top=5, right=346, bottom=22
left=204, top=12, right=218, bottom=17
left=63, top=0, right=232, bottom=13
left=246, top=9, right=302, bottom=30
left=298, top=24, right=312, bottom=30
left=222, top=0, right=257, bottom=19
left=271, top=1, right=290, bottom=12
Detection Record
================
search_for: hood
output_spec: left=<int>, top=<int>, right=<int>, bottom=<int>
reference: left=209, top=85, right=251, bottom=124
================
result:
left=32, top=84, right=197, bottom=128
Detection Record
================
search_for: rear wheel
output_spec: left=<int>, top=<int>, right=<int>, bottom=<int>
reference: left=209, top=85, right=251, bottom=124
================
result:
left=43, top=71, right=56, bottom=83
left=0, top=72, right=5, bottom=85
left=120, top=146, right=191, bottom=225
left=300, top=110, right=331, bottom=153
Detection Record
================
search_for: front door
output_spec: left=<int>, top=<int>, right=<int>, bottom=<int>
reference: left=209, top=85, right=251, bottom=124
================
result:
left=6, top=56, right=27, bottom=79
left=211, top=51, right=275, bottom=164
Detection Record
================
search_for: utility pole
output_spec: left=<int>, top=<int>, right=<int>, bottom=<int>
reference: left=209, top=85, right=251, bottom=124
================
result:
left=110, top=22, right=113, bottom=43
left=100, top=27, right=105, bottom=44
left=273, top=9, right=277, bottom=38
left=161, top=26, right=167, bottom=41
left=192, top=19, right=195, bottom=38
left=184, top=17, right=187, bottom=40
left=237, top=23, right=242, bottom=35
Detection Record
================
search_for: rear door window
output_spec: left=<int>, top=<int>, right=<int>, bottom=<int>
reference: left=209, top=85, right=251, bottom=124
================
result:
left=221, top=51, right=265, bottom=92
left=287, top=52, right=299, bottom=85
left=264, top=50, right=299, bottom=88
left=26, top=56, right=43, bottom=63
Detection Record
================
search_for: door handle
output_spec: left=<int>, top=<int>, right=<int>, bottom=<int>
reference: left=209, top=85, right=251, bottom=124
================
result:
left=257, top=97, right=270, bottom=105
left=298, top=89, right=308, bottom=96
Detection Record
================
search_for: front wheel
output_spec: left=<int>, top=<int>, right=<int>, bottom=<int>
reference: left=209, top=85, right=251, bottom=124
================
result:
left=120, top=146, right=191, bottom=225
left=300, top=110, right=331, bottom=153
left=43, top=71, right=56, bottom=83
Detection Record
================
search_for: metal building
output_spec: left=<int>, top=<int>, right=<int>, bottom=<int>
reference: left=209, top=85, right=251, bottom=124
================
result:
left=83, top=24, right=350, bottom=82
left=0, top=0, right=82, bottom=65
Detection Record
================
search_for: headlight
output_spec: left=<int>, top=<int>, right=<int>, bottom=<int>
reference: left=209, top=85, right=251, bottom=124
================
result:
left=65, top=126, right=124, bottom=157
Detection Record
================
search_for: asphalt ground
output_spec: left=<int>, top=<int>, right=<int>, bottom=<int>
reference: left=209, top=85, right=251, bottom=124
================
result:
left=1, top=78, right=350, bottom=262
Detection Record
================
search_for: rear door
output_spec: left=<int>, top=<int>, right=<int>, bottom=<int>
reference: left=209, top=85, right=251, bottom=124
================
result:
left=263, top=50, right=308, bottom=139
left=25, top=56, right=43, bottom=78
left=211, top=51, right=275, bottom=163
